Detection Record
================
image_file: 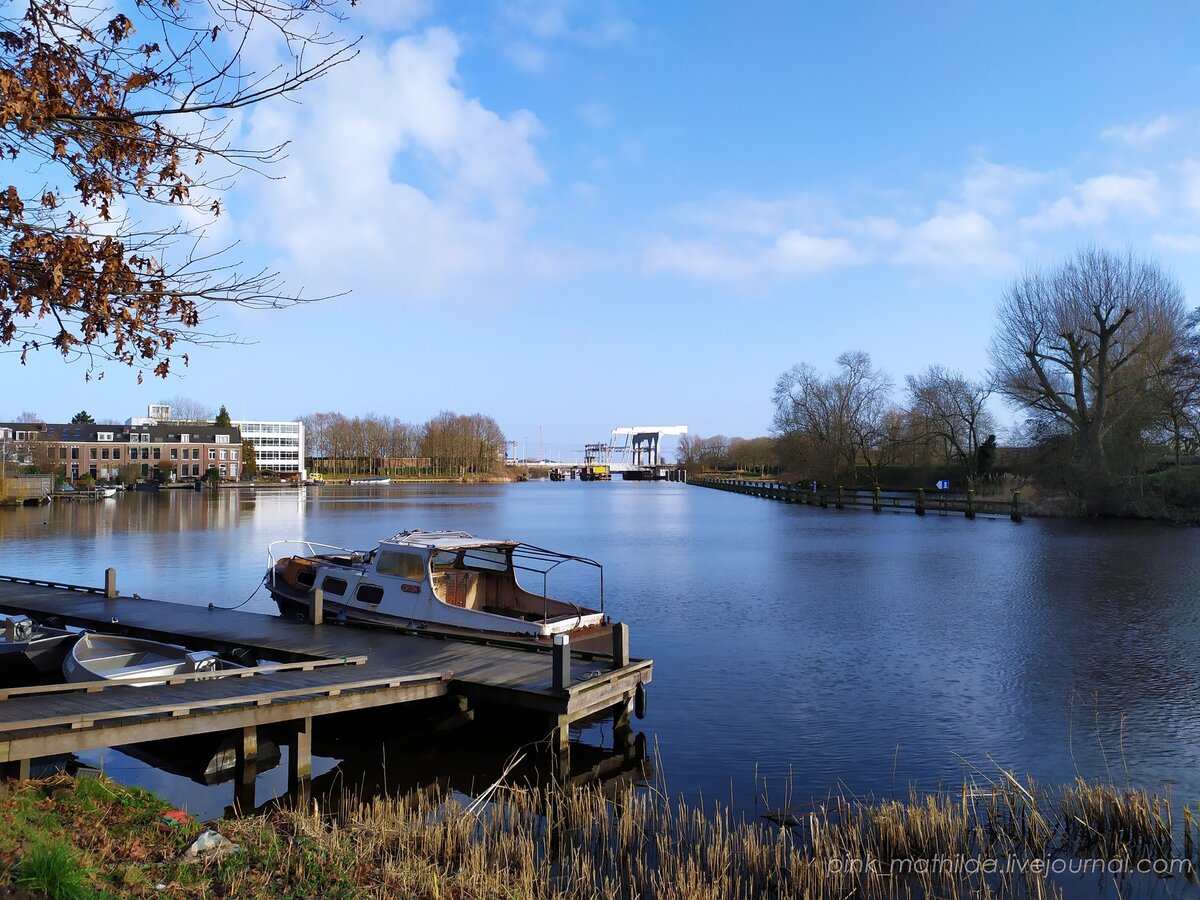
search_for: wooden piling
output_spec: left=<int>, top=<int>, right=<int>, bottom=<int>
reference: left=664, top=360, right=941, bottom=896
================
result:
left=611, top=622, right=629, bottom=669
left=552, top=634, right=571, bottom=693
left=0, top=758, right=29, bottom=783
left=836, top=485, right=844, bottom=509
left=1011, top=490, right=1023, bottom=523
left=872, top=486, right=881, bottom=513
left=104, top=567, right=117, bottom=599
left=234, top=725, right=258, bottom=813
left=916, top=487, right=925, bottom=516
left=309, top=588, right=324, bottom=626
left=966, top=489, right=975, bottom=519
left=287, top=717, right=313, bottom=807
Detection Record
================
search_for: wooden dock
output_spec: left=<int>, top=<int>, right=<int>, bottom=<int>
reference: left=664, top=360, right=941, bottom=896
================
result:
left=691, top=477, right=1023, bottom=522
left=0, top=574, right=652, bottom=807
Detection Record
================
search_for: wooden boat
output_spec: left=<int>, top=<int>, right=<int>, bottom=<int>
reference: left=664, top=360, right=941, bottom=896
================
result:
left=266, top=530, right=609, bottom=640
left=63, top=633, right=242, bottom=686
left=348, top=477, right=391, bottom=485
left=0, top=614, right=79, bottom=682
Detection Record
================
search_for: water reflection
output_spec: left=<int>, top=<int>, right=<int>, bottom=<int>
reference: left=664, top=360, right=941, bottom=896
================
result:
left=2, top=482, right=1200, bottom=818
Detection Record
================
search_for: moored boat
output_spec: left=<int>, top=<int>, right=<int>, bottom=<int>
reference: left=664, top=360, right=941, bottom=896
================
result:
left=64, top=633, right=243, bottom=687
left=348, top=477, right=391, bottom=485
left=266, top=530, right=609, bottom=640
left=0, top=614, right=79, bottom=683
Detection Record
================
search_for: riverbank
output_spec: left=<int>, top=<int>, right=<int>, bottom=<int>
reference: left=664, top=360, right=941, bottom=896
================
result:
left=1, top=769, right=1193, bottom=899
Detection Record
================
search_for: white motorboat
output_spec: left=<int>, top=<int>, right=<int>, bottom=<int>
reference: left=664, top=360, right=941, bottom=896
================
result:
left=64, top=633, right=242, bottom=686
left=266, top=530, right=609, bottom=640
left=0, top=614, right=79, bottom=681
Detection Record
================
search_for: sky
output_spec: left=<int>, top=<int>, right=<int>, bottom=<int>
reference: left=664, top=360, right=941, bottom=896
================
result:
left=6, top=1, right=1200, bottom=458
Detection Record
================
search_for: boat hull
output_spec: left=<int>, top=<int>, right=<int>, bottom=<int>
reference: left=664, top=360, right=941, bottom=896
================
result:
left=64, top=633, right=240, bottom=687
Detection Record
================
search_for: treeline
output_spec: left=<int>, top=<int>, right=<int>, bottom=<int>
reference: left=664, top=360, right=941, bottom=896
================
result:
left=303, top=411, right=506, bottom=476
left=698, top=248, right=1200, bottom=515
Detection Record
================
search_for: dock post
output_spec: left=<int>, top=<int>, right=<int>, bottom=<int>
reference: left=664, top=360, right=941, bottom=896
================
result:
left=916, top=488, right=925, bottom=516
left=104, top=567, right=117, bottom=599
left=0, top=758, right=30, bottom=785
left=872, top=487, right=881, bottom=513
left=836, top=485, right=844, bottom=509
left=309, top=588, right=324, bottom=626
left=552, top=634, right=571, bottom=693
left=550, top=714, right=571, bottom=784
left=611, top=622, right=629, bottom=669
left=234, top=726, right=258, bottom=814
left=287, top=717, right=312, bottom=807
left=1011, top=490, right=1023, bottom=523
left=966, top=489, right=976, bottom=519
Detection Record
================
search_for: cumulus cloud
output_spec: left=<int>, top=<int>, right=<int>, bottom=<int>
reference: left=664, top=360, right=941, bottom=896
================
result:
left=1101, top=115, right=1182, bottom=146
left=645, top=230, right=858, bottom=281
left=234, top=28, right=549, bottom=302
left=894, top=210, right=1014, bottom=269
left=1021, top=173, right=1160, bottom=230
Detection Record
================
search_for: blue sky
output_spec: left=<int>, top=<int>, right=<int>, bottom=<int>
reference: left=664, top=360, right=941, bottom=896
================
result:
left=7, top=1, right=1200, bottom=457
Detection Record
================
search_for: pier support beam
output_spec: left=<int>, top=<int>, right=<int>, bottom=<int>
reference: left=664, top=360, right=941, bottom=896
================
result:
left=287, top=717, right=313, bottom=807
left=234, top=726, right=258, bottom=814
left=549, top=714, right=571, bottom=784
left=309, top=588, right=324, bottom=626
left=0, top=758, right=30, bottom=785
left=104, top=568, right=117, bottom=599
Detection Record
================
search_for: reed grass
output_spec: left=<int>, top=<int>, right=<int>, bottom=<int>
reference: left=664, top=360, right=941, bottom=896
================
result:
left=2, top=768, right=1197, bottom=898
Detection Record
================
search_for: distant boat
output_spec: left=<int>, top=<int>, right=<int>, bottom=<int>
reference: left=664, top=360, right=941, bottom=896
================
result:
left=349, top=477, right=391, bottom=485
left=64, top=633, right=243, bottom=687
left=0, top=614, right=79, bottom=682
left=99, top=487, right=117, bottom=498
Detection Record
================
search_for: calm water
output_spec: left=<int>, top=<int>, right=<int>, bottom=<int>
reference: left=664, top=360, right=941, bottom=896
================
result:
left=2, top=481, right=1199, bottom=820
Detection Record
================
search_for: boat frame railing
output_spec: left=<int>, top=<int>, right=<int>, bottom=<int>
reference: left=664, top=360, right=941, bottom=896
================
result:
left=266, top=539, right=365, bottom=588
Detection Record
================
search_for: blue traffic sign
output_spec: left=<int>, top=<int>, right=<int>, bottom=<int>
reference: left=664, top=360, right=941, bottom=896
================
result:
left=936, top=479, right=950, bottom=491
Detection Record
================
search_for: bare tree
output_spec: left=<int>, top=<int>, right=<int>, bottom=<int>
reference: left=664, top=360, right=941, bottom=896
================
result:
left=1147, top=307, right=1200, bottom=470
left=772, top=351, right=895, bottom=485
left=1, top=0, right=357, bottom=379
left=906, top=366, right=995, bottom=485
left=166, top=396, right=212, bottom=424
left=990, top=248, right=1186, bottom=503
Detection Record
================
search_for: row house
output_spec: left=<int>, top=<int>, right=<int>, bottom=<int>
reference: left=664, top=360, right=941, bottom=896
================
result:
left=0, top=422, right=243, bottom=483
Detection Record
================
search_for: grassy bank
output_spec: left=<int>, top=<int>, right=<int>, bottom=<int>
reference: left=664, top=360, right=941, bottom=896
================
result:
left=1, top=768, right=1196, bottom=898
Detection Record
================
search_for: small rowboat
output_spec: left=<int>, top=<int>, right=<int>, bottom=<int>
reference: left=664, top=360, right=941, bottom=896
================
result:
left=0, top=614, right=79, bottom=682
left=63, top=633, right=243, bottom=687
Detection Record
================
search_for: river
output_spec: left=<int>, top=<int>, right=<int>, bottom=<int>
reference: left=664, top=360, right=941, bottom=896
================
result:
left=1, top=481, right=1198, bottom=821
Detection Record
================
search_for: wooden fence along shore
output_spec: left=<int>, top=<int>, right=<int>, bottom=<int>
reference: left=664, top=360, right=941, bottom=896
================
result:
left=691, top=478, right=1023, bottom=522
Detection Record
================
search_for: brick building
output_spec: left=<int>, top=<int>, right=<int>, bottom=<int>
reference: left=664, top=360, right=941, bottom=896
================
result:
left=0, top=422, right=243, bottom=483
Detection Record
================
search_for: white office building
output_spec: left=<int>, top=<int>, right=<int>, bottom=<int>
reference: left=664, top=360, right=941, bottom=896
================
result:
left=234, top=420, right=306, bottom=479
left=127, top=407, right=306, bottom=479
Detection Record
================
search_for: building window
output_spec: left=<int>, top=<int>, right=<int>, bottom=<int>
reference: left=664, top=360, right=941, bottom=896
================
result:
left=101, top=449, right=109, bottom=460
left=113, top=448, right=120, bottom=460
left=192, top=464, right=200, bottom=477
left=209, top=449, right=216, bottom=460
left=140, top=448, right=149, bottom=460
left=89, top=448, right=97, bottom=459
left=89, top=466, right=97, bottom=479
left=96, top=432, right=112, bottom=442
left=230, top=464, right=238, bottom=477
left=170, top=449, right=177, bottom=460
left=216, top=434, right=230, bottom=444
left=153, top=447, right=160, bottom=460
left=192, top=449, right=200, bottom=459
left=219, top=464, right=227, bottom=477
left=70, top=447, right=78, bottom=460
left=219, top=450, right=227, bottom=460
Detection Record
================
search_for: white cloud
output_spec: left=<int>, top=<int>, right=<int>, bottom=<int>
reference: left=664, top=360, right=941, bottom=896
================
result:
left=1152, top=233, right=1200, bottom=253
left=505, top=41, right=549, bottom=74
left=1101, top=115, right=1182, bottom=146
left=235, top=28, right=550, bottom=303
left=1021, top=173, right=1160, bottom=230
left=645, top=230, right=859, bottom=281
left=1178, top=160, right=1200, bottom=212
left=960, top=161, right=1050, bottom=218
left=894, top=210, right=1014, bottom=270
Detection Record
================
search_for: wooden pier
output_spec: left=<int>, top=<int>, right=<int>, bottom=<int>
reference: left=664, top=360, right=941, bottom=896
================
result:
left=691, top=477, right=1023, bottom=522
left=0, top=574, right=652, bottom=807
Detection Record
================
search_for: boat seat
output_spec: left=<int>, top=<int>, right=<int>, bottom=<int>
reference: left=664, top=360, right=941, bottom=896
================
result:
left=433, top=571, right=480, bottom=609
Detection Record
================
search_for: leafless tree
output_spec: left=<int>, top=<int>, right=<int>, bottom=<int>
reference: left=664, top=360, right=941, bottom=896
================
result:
left=990, top=247, right=1186, bottom=504
left=906, top=366, right=995, bottom=485
left=772, top=351, right=895, bottom=485
left=165, top=396, right=212, bottom=424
